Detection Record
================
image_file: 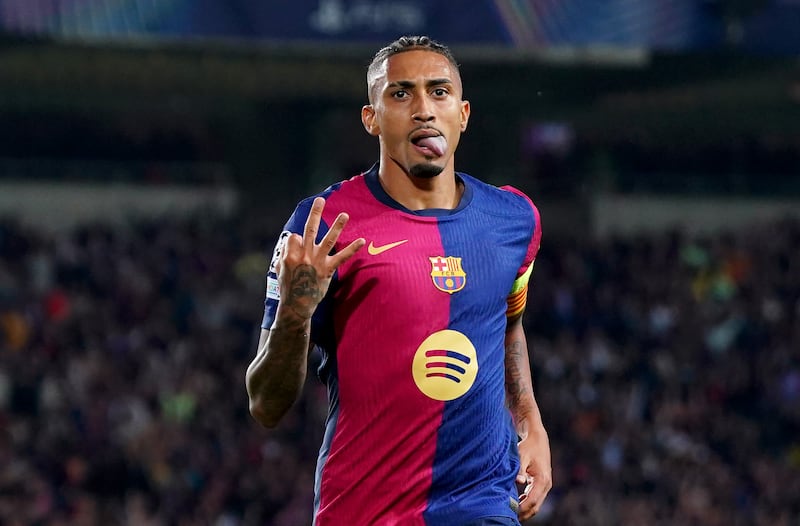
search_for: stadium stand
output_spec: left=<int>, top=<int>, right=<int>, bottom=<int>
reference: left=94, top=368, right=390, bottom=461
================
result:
left=1, top=211, right=797, bottom=525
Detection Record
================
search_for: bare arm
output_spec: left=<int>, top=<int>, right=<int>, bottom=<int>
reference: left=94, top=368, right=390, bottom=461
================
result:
left=505, top=314, right=552, bottom=521
left=245, top=197, right=364, bottom=428
left=245, top=311, right=314, bottom=428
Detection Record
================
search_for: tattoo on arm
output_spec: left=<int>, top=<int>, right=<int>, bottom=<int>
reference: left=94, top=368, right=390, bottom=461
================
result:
left=286, top=265, right=322, bottom=319
left=505, top=339, right=526, bottom=410
left=248, top=295, right=313, bottom=426
left=265, top=323, right=310, bottom=395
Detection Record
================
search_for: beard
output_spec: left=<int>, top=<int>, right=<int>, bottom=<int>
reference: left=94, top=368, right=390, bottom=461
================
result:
left=409, top=162, right=444, bottom=179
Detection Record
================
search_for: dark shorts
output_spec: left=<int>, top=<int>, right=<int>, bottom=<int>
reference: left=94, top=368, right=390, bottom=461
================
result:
left=462, top=517, right=521, bottom=526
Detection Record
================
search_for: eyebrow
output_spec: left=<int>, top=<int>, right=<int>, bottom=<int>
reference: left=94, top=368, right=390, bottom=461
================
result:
left=386, top=78, right=453, bottom=90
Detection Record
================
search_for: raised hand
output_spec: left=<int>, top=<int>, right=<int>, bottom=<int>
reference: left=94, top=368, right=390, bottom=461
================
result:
left=276, top=197, right=365, bottom=320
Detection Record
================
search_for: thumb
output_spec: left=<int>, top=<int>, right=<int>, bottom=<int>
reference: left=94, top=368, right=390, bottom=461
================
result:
left=516, top=453, right=530, bottom=484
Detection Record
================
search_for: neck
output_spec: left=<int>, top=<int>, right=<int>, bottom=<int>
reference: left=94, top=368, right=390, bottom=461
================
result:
left=378, top=158, right=463, bottom=210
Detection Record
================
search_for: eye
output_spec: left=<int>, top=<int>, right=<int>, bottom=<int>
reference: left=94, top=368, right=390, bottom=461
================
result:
left=392, top=90, right=409, bottom=99
left=432, top=88, right=449, bottom=97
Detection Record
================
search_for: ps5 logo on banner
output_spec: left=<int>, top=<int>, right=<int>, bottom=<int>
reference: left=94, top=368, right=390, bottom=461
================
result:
left=310, top=0, right=425, bottom=34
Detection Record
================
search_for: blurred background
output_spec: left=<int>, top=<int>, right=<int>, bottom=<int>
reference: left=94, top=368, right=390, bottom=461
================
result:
left=0, top=0, right=798, bottom=524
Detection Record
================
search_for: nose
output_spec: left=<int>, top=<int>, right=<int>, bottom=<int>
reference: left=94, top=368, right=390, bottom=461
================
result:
left=412, top=95, right=435, bottom=123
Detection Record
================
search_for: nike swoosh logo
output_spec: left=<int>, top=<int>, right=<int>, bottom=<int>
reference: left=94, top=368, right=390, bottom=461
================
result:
left=367, top=239, right=408, bottom=255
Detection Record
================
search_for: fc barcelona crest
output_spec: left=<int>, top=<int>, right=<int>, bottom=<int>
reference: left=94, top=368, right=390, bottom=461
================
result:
left=429, top=256, right=467, bottom=294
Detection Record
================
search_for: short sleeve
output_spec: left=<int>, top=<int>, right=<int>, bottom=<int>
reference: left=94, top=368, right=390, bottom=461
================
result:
left=500, top=186, right=542, bottom=319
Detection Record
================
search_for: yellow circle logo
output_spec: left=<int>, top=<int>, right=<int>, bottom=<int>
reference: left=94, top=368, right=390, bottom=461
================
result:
left=412, top=330, right=478, bottom=401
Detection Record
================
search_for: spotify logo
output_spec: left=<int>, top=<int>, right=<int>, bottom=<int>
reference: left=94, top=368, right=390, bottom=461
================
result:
left=412, top=330, right=478, bottom=401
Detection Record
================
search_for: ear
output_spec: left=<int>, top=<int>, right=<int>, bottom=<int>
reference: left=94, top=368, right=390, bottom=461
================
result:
left=361, top=105, right=380, bottom=136
left=460, top=100, right=471, bottom=132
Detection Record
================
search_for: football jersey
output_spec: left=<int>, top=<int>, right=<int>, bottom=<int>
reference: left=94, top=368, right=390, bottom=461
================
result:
left=262, top=164, right=542, bottom=526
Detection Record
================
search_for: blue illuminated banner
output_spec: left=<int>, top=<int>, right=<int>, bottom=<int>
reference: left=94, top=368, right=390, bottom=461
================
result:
left=0, top=0, right=797, bottom=54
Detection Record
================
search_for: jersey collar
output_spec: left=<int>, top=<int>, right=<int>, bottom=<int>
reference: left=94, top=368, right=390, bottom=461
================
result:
left=363, top=163, right=473, bottom=217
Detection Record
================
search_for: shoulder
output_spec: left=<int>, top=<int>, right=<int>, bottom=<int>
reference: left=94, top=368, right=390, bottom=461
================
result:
left=460, top=173, right=540, bottom=222
left=292, top=174, right=368, bottom=217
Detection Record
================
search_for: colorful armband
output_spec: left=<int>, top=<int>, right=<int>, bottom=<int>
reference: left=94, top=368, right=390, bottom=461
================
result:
left=506, top=262, right=534, bottom=319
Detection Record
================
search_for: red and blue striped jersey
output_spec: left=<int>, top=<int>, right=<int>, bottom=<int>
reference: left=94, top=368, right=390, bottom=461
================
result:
left=262, top=164, right=542, bottom=525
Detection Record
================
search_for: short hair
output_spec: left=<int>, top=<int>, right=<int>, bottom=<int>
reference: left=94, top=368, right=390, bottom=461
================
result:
left=366, top=36, right=460, bottom=98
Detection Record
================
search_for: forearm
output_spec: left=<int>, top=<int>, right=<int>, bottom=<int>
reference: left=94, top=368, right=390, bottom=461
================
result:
left=504, top=320, right=546, bottom=440
left=246, top=307, right=312, bottom=428
left=506, top=320, right=553, bottom=519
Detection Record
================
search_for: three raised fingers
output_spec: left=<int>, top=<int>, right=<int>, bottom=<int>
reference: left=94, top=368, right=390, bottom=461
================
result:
left=298, top=197, right=364, bottom=271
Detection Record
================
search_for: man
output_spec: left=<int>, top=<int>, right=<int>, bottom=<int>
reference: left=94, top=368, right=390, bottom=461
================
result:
left=246, top=35, right=552, bottom=525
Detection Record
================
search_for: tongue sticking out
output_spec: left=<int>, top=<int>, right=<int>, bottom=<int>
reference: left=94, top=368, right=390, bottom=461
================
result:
left=416, top=136, right=447, bottom=157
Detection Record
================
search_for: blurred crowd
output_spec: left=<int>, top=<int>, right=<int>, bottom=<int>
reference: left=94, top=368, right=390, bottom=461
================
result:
left=524, top=217, right=800, bottom=525
left=0, top=211, right=798, bottom=525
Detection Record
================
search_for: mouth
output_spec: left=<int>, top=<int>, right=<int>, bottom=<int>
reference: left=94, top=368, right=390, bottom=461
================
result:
left=410, top=129, right=447, bottom=158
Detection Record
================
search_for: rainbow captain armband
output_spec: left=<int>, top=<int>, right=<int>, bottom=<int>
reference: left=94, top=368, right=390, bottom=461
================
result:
left=506, top=261, right=534, bottom=319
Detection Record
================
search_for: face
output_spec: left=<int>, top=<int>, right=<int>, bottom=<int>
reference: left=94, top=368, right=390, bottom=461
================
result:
left=362, top=49, right=470, bottom=179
